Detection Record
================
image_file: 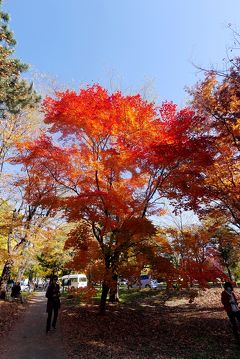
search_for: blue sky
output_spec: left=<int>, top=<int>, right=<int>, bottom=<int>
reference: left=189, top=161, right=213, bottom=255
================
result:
left=5, top=0, right=240, bottom=106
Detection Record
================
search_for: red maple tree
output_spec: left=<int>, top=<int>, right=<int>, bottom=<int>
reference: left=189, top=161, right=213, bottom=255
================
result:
left=15, top=85, right=213, bottom=312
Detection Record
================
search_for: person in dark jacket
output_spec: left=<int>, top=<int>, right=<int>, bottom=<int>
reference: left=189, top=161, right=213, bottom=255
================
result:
left=11, top=282, right=23, bottom=303
left=221, top=281, right=240, bottom=340
left=46, top=275, right=60, bottom=334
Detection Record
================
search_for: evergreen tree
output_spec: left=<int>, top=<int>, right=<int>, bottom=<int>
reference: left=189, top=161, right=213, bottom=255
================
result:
left=0, top=0, right=40, bottom=116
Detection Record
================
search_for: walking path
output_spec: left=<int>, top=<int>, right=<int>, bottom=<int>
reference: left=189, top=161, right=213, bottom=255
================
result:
left=0, top=292, right=67, bottom=359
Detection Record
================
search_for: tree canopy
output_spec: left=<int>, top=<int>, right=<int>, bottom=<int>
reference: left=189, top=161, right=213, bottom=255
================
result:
left=14, top=84, right=217, bottom=311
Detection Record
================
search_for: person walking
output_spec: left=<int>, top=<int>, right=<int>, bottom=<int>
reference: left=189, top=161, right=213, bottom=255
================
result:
left=221, top=281, right=240, bottom=341
left=46, top=275, right=61, bottom=334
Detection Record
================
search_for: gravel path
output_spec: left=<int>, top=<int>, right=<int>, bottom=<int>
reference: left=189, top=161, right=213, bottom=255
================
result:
left=0, top=292, right=67, bottom=359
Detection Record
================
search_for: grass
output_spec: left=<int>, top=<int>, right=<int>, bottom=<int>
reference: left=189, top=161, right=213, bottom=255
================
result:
left=62, top=286, right=165, bottom=306
left=119, top=287, right=164, bottom=303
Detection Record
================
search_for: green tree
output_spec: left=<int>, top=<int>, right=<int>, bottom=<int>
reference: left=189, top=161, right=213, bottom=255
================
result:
left=0, top=1, right=39, bottom=116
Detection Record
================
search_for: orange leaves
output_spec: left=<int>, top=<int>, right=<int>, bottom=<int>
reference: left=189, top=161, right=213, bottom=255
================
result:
left=67, top=286, right=97, bottom=303
left=18, top=87, right=202, bottom=223
left=65, top=221, right=102, bottom=272
left=190, top=69, right=240, bottom=151
left=17, top=85, right=204, bottom=221
left=43, top=85, right=156, bottom=150
left=161, top=222, right=233, bottom=287
left=17, top=86, right=161, bottom=224
left=116, top=217, right=156, bottom=245
left=186, top=65, right=240, bottom=225
left=15, top=84, right=214, bottom=298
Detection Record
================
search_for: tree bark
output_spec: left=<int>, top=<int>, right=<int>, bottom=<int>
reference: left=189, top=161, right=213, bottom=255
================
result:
left=226, top=265, right=233, bottom=281
left=99, top=282, right=109, bottom=314
left=17, top=265, right=26, bottom=282
left=0, top=259, right=13, bottom=299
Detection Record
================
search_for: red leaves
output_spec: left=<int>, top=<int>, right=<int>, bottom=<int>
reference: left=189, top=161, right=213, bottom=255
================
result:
left=42, top=85, right=157, bottom=147
left=14, top=84, right=217, bottom=296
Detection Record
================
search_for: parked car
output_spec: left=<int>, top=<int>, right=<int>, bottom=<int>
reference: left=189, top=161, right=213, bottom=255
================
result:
left=35, top=279, right=46, bottom=290
left=20, top=280, right=30, bottom=292
left=118, top=278, right=128, bottom=287
left=62, top=274, right=88, bottom=291
left=128, top=275, right=159, bottom=289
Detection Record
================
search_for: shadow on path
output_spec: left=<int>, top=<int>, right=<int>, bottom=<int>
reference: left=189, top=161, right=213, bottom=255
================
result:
left=0, top=292, right=67, bottom=359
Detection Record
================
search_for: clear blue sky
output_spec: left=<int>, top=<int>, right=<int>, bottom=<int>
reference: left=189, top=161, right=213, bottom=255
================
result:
left=5, top=0, right=240, bottom=106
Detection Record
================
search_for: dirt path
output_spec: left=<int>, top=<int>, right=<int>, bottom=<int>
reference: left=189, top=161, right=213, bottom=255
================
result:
left=0, top=292, right=67, bottom=359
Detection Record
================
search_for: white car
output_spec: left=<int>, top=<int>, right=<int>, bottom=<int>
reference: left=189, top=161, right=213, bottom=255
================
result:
left=128, top=275, right=159, bottom=289
left=62, top=274, right=88, bottom=291
left=20, top=281, right=30, bottom=292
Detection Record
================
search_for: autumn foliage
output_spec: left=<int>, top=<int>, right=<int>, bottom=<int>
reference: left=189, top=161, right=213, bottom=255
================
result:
left=14, top=84, right=225, bottom=311
left=0, top=2, right=239, bottom=335
left=178, top=65, right=240, bottom=228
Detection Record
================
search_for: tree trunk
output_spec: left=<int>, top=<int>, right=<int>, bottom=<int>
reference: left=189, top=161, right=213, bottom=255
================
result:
left=99, top=282, right=109, bottom=314
left=109, top=274, right=120, bottom=303
left=226, top=265, right=233, bottom=281
left=17, top=261, right=28, bottom=283
left=0, top=259, right=13, bottom=300
left=109, top=287, right=120, bottom=302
